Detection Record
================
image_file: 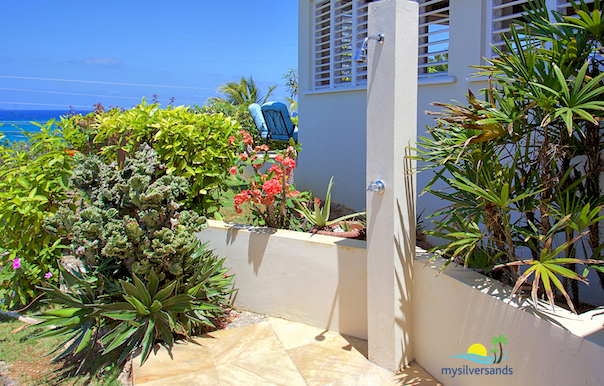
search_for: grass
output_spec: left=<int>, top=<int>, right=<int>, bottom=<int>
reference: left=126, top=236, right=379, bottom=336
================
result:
left=0, top=311, right=124, bottom=385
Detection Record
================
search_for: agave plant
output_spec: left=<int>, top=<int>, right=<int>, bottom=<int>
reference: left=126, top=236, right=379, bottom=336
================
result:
left=294, top=177, right=365, bottom=229
left=36, top=240, right=234, bottom=367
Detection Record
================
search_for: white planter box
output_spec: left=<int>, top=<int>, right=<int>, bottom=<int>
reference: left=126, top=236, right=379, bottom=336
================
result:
left=197, top=220, right=368, bottom=339
left=413, top=250, right=604, bottom=385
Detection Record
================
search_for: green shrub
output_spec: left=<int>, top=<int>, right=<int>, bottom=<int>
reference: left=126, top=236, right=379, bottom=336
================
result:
left=57, top=104, right=110, bottom=154
left=0, top=122, right=72, bottom=307
left=59, top=100, right=240, bottom=216
left=192, top=100, right=257, bottom=140
left=412, top=2, right=604, bottom=312
left=40, top=144, right=234, bottom=365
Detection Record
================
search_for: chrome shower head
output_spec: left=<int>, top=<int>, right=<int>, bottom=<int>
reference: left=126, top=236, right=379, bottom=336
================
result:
left=354, top=34, right=385, bottom=64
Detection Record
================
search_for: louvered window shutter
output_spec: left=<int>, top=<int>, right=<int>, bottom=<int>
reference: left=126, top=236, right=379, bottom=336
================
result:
left=312, top=0, right=369, bottom=91
left=488, top=0, right=592, bottom=57
left=417, top=0, right=450, bottom=77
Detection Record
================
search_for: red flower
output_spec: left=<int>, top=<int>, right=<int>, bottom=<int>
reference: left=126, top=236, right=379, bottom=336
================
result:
left=260, top=144, right=270, bottom=151
left=288, top=190, right=300, bottom=197
left=64, top=149, right=78, bottom=156
left=239, top=153, right=248, bottom=161
left=261, top=195, right=275, bottom=206
left=252, top=189, right=262, bottom=203
left=282, top=157, right=296, bottom=169
left=234, top=191, right=251, bottom=205
left=263, top=178, right=282, bottom=196
left=269, top=164, right=283, bottom=177
left=242, top=131, right=253, bottom=145
left=228, top=136, right=236, bottom=146
left=275, top=154, right=283, bottom=163
left=315, top=198, right=321, bottom=206
left=235, top=207, right=242, bottom=214
left=229, top=166, right=237, bottom=175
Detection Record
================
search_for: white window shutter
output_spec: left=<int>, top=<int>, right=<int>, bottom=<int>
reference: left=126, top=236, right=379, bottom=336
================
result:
left=488, top=0, right=593, bottom=58
left=417, top=0, right=450, bottom=77
left=312, top=0, right=369, bottom=91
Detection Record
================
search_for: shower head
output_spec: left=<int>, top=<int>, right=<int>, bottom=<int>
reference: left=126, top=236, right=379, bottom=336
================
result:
left=354, top=34, right=385, bottom=64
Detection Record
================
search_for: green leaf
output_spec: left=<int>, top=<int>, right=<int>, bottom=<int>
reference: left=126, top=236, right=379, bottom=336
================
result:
left=154, top=281, right=176, bottom=302
left=123, top=295, right=150, bottom=315
left=133, top=274, right=152, bottom=307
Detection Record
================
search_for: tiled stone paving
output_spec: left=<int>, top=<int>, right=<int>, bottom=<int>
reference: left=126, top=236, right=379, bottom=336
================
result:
left=133, top=317, right=442, bottom=385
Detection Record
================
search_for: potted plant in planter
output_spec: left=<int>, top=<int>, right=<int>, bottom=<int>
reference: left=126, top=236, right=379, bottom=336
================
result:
left=411, top=2, right=604, bottom=313
left=294, top=177, right=366, bottom=239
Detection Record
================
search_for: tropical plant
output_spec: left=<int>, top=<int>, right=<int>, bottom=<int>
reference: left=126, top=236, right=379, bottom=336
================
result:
left=192, top=100, right=260, bottom=144
left=294, top=177, right=365, bottom=229
left=37, top=240, right=233, bottom=367
left=0, top=123, right=73, bottom=307
left=39, top=145, right=234, bottom=366
left=412, top=1, right=604, bottom=313
left=87, top=100, right=239, bottom=216
left=228, top=131, right=310, bottom=230
left=426, top=53, right=448, bottom=74
left=284, top=68, right=298, bottom=99
left=211, top=76, right=276, bottom=106
left=283, top=68, right=299, bottom=114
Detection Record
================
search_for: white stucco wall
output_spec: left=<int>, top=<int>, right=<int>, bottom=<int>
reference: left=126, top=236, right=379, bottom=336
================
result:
left=416, top=0, right=487, bottom=236
left=297, top=1, right=368, bottom=210
left=413, top=251, right=604, bottom=386
left=298, top=0, right=488, bottom=219
left=198, top=220, right=368, bottom=339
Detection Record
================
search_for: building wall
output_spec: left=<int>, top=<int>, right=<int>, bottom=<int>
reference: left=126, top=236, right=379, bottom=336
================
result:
left=298, top=0, right=488, bottom=219
left=298, top=1, right=368, bottom=210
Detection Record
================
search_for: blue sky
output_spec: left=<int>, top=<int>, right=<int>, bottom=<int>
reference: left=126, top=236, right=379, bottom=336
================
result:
left=0, top=1, right=298, bottom=111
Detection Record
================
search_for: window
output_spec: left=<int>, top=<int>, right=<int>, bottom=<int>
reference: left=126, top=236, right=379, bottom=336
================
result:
left=312, top=0, right=370, bottom=90
left=488, top=0, right=594, bottom=57
left=489, top=0, right=531, bottom=56
left=418, top=0, right=450, bottom=77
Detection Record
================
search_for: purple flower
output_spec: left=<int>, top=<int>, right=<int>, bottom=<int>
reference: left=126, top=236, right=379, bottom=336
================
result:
left=12, top=258, right=21, bottom=269
left=44, top=272, right=53, bottom=279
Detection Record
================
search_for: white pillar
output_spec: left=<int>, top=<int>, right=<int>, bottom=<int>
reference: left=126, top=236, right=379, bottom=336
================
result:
left=366, top=0, right=418, bottom=372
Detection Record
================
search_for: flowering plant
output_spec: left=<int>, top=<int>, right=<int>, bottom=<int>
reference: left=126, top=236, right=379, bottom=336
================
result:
left=229, top=131, right=310, bottom=229
left=294, top=176, right=366, bottom=229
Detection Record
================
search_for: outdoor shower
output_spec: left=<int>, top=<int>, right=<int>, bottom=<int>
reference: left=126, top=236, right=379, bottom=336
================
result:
left=354, top=34, right=385, bottom=64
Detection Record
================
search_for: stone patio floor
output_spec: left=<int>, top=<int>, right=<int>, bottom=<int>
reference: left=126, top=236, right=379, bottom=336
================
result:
left=132, top=316, right=442, bottom=385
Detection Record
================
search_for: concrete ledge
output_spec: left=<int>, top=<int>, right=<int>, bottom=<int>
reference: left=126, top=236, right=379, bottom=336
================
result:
left=413, top=250, right=604, bottom=385
left=197, top=220, right=368, bottom=339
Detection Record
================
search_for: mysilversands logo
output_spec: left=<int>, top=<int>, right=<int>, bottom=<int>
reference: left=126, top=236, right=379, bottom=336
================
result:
left=442, top=335, right=513, bottom=378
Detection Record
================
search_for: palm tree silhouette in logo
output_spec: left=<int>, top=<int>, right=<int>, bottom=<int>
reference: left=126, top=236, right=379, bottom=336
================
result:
left=490, top=347, right=499, bottom=363
left=491, top=335, right=508, bottom=364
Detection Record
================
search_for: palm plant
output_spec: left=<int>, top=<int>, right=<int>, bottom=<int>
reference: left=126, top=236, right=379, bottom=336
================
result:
left=412, top=0, right=604, bottom=313
left=211, top=75, right=276, bottom=105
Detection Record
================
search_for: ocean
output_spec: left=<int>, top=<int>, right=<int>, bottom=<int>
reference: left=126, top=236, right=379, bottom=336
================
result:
left=0, top=109, right=92, bottom=143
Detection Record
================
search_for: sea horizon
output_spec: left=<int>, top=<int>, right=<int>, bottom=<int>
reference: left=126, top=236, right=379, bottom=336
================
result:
left=0, top=109, right=92, bottom=142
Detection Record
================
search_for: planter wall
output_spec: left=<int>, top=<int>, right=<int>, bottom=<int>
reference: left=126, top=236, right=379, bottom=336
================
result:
left=413, top=250, right=604, bottom=385
left=197, top=220, right=368, bottom=339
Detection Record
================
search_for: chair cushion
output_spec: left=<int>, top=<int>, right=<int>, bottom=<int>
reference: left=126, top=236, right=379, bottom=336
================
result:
left=261, top=102, right=296, bottom=141
left=248, top=103, right=268, bottom=138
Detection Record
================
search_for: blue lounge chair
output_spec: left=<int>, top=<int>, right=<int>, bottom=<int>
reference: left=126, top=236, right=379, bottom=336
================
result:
left=261, top=102, right=298, bottom=143
left=248, top=103, right=269, bottom=141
